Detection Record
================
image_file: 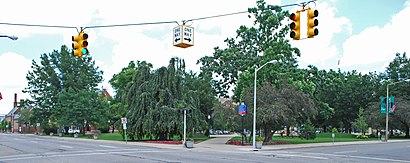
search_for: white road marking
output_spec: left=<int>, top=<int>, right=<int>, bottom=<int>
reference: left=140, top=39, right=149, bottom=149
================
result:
left=60, top=145, right=73, bottom=149
left=276, top=154, right=328, bottom=160
left=333, top=150, right=357, bottom=154
left=287, top=151, right=410, bottom=163
left=0, top=154, right=36, bottom=159
left=30, top=141, right=38, bottom=143
left=108, top=150, right=172, bottom=154
left=99, top=145, right=118, bottom=148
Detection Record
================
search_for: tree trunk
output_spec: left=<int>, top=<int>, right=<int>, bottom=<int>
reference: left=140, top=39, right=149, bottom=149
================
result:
left=286, top=127, right=290, bottom=137
left=405, top=125, right=409, bottom=138
left=265, top=130, right=275, bottom=142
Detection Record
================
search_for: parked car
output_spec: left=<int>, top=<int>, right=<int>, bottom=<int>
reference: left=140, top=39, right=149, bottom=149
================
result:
left=68, top=127, right=80, bottom=134
left=393, top=129, right=402, bottom=136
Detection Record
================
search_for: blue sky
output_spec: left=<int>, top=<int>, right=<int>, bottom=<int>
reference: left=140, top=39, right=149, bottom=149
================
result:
left=1, top=0, right=410, bottom=114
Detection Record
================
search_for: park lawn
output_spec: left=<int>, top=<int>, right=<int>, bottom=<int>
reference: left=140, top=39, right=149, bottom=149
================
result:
left=231, top=133, right=378, bottom=144
left=90, top=133, right=211, bottom=142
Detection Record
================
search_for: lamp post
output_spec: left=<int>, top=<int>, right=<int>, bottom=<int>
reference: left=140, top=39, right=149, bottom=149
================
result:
left=207, top=115, right=211, bottom=138
left=253, top=59, right=278, bottom=149
left=0, top=35, right=18, bottom=40
left=385, top=79, right=410, bottom=142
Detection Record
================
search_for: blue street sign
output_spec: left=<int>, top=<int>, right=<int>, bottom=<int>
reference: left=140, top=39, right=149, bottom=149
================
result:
left=238, top=103, right=247, bottom=116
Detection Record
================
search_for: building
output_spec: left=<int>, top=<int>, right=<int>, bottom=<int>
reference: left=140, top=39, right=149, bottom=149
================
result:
left=4, top=93, right=34, bottom=133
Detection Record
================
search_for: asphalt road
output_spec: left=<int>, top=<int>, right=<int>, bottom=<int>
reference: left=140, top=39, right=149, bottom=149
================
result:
left=1, top=133, right=409, bottom=163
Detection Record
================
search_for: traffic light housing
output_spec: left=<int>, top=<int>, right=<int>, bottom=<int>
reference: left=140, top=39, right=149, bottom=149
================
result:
left=307, top=8, right=319, bottom=38
left=72, top=32, right=89, bottom=57
left=289, top=11, right=301, bottom=40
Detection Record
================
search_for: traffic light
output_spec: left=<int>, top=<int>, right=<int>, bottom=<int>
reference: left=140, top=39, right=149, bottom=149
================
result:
left=289, top=11, right=301, bottom=40
left=307, top=8, right=319, bottom=38
left=72, top=32, right=89, bottom=57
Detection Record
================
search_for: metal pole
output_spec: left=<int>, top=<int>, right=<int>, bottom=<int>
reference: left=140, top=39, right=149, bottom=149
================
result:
left=183, top=109, right=187, bottom=145
left=242, top=116, right=244, bottom=145
left=208, top=115, right=211, bottom=138
left=253, top=69, right=257, bottom=149
left=385, top=85, right=389, bottom=142
left=124, top=126, right=127, bottom=144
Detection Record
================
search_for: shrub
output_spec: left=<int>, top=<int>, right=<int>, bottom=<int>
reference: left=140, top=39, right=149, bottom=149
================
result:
left=300, top=121, right=316, bottom=140
left=332, top=128, right=338, bottom=133
left=255, top=136, right=264, bottom=142
left=99, top=127, right=109, bottom=133
left=356, top=135, right=368, bottom=139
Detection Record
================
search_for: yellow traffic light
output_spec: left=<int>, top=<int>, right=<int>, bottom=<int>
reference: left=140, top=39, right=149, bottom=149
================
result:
left=289, top=11, right=301, bottom=40
left=72, top=32, right=89, bottom=57
left=307, top=8, right=319, bottom=38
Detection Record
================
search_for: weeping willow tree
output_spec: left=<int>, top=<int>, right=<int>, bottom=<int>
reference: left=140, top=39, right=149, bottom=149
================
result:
left=123, top=58, right=209, bottom=140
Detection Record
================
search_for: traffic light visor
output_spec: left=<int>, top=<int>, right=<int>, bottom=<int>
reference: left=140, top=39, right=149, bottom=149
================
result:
left=307, top=9, right=319, bottom=18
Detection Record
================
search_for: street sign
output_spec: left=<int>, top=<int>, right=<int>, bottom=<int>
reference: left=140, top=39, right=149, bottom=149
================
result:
left=173, top=25, right=194, bottom=48
left=238, top=103, right=247, bottom=116
left=123, top=123, right=127, bottom=130
left=121, top=117, right=127, bottom=124
left=37, top=123, right=40, bottom=127
left=381, top=96, right=394, bottom=114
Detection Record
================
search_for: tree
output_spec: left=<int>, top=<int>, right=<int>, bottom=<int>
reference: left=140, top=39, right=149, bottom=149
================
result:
left=24, top=45, right=105, bottom=133
left=242, top=81, right=317, bottom=142
left=53, top=88, right=109, bottom=131
left=351, top=107, right=368, bottom=135
left=198, top=0, right=300, bottom=97
left=120, top=58, right=213, bottom=140
left=108, top=61, right=150, bottom=133
left=17, top=107, right=32, bottom=133
left=384, top=52, right=410, bottom=137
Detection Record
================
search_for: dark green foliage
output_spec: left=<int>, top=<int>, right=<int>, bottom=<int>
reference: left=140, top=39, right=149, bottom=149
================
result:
left=300, top=121, right=316, bottom=140
left=116, top=58, right=215, bottom=140
left=24, top=45, right=107, bottom=131
left=198, top=0, right=299, bottom=97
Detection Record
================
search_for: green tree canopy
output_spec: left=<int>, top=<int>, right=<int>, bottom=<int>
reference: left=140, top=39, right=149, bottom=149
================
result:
left=24, top=45, right=106, bottom=131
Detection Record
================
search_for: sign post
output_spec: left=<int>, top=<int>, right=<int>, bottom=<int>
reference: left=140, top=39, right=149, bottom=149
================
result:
left=121, top=117, right=127, bottom=144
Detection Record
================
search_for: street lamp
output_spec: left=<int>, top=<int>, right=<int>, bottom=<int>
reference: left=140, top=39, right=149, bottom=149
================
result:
left=207, top=115, right=211, bottom=138
left=385, top=79, right=410, bottom=142
left=253, top=59, right=278, bottom=149
left=0, top=35, right=18, bottom=40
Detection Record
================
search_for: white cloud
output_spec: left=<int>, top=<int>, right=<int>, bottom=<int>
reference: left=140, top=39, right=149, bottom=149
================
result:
left=340, top=2, right=410, bottom=72
left=293, top=1, right=352, bottom=70
left=0, top=52, right=32, bottom=114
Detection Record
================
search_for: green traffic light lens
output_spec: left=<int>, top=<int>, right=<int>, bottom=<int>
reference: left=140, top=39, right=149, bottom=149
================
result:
left=81, top=48, right=88, bottom=55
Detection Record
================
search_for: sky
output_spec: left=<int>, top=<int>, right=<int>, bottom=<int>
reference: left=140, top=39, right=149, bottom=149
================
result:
left=1, top=0, right=409, bottom=115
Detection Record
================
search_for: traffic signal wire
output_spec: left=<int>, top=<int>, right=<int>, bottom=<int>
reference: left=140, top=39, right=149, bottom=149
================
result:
left=0, top=22, right=76, bottom=29
left=0, top=0, right=316, bottom=30
left=86, top=21, right=178, bottom=29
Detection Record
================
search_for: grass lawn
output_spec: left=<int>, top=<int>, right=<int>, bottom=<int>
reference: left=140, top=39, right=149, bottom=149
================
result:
left=60, top=132, right=212, bottom=142
left=230, top=133, right=379, bottom=144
